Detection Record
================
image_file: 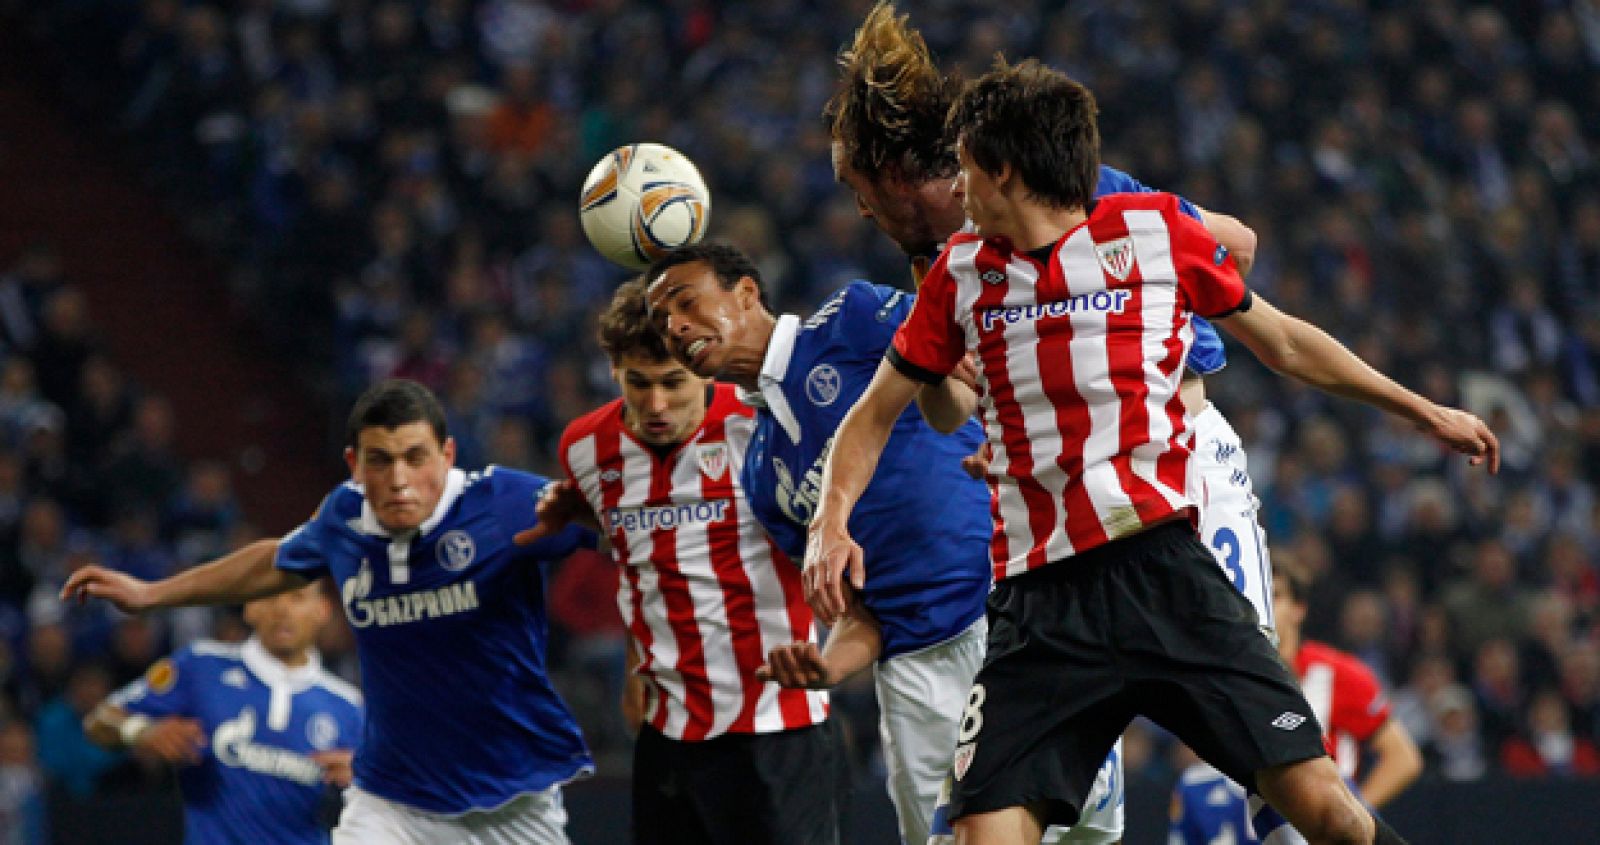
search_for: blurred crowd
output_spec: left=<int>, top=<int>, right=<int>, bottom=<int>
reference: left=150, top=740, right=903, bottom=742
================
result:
left=3, top=0, right=1600, bottom=831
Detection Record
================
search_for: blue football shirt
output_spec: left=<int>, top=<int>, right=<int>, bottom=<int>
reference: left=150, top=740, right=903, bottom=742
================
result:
left=275, top=466, right=594, bottom=814
left=1169, top=763, right=1259, bottom=845
left=1095, top=165, right=1227, bottom=376
left=741, top=281, right=991, bottom=658
left=112, top=639, right=363, bottom=845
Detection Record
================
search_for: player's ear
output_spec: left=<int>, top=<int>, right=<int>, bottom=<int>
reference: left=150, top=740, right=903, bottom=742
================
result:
left=343, top=446, right=359, bottom=478
left=735, top=276, right=762, bottom=310
left=441, top=436, right=457, bottom=468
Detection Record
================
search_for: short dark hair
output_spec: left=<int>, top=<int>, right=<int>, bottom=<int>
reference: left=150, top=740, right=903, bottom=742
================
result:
left=346, top=379, right=448, bottom=449
left=645, top=242, right=768, bottom=310
left=1274, top=552, right=1312, bottom=606
left=947, top=58, right=1100, bottom=210
left=825, top=1, right=960, bottom=183
left=597, top=276, right=672, bottom=363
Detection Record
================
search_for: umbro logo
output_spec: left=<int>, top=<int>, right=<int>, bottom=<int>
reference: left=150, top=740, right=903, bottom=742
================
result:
left=979, top=269, right=1005, bottom=285
left=1270, top=712, right=1307, bottom=731
left=601, top=469, right=622, bottom=483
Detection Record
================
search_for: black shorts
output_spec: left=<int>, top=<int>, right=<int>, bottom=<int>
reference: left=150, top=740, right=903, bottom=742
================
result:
left=948, top=521, right=1326, bottom=827
left=632, top=720, right=848, bottom=845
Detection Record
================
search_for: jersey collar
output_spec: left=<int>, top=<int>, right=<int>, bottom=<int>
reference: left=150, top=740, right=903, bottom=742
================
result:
left=737, top=314, right=803, bottom=444
left=242, top=637, right=327, bottom=731
left=241, top=636, right=323, bottom=692
left=355, top=467, right=467, bottom=539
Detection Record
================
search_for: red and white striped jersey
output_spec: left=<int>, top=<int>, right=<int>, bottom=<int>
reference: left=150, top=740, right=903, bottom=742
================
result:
left=890, top=192, right=1248, bottom=581
left=559, top=384, right=827, bottom=740
left=1295, top=640, right=1392, bottom=780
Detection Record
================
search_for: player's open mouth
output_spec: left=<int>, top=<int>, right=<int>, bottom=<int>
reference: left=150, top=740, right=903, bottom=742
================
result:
left=685, top=338, right=711, bottom=365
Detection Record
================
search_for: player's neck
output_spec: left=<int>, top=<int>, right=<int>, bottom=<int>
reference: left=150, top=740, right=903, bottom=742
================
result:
left=1009, top=203, right=1087, bottom=253
left=724, top=310, right=777, bottom=392
left=267, top=645, right=314, bottom=668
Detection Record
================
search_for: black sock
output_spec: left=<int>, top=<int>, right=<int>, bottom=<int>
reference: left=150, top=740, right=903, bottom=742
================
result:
left=1373, top=815, right=1409, bottom=845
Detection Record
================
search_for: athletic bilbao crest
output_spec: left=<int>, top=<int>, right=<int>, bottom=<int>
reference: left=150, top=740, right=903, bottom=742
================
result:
left=1095, top=237, right=1136, bottom=281
left=953, top=742, right=977, bottom=781
left=697, top=443, right=728, bottom=480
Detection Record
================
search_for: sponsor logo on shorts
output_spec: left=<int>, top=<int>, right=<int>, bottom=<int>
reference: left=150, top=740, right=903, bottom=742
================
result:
left=1270, top=712, right=1307, bottom=731
left=953, top=742, right=976, bottom=781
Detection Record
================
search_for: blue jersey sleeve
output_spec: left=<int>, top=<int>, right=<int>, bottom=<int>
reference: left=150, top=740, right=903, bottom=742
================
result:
left=275, top=499, right=333, bottom=579
left=1097, top=165, right=1226, bottom=374
left=110, top=649, right=195, bottom=719
left=1095, top=165, right=1202, bottom=220
left=490, top=467, right=596, bottom=561
left=812, top=281, right=915, bottom=360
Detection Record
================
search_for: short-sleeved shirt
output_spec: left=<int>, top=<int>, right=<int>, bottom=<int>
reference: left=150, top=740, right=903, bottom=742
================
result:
left=1295, top=640, right=1392, bottom=780
left=112, top=638, right=363, bottom=845
left=889, top=192, right=1249, bottom=580
left=740, top=281, right=990, bottom=658
left=276, top=466, right=594, bottom=814
left=559, top=386, right=828, bottom=741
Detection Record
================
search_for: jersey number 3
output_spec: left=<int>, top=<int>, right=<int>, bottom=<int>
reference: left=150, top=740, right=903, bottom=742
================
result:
left=1209, top=527, right=1246, bottom=592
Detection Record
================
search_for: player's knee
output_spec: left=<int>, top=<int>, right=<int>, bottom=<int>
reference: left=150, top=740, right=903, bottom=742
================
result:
left=1293, top=790, right=1371, bottom=845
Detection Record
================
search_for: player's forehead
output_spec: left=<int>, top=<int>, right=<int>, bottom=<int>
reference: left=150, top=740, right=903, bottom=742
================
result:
left=617, top=353, right=691, bottom=383
left=646, top=262, right=718, bottom=311
left=355, top=421, right=441, bottom=454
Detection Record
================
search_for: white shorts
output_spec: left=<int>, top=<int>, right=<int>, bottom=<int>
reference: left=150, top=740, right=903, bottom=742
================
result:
left=334, top=785, right=569, bottom=845
left=1189, top=404, right=1276, bottom=635
left=875, top=616, right=987, bottom=845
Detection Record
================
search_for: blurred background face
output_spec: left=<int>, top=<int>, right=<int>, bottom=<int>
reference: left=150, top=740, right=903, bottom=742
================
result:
left=1272, top=574, right=1307, bottom=643
left=245, top=583, right=330, bottom=660
left=613, top=353, right=709, bottom=447
left=344, top=422, right=455, bottom=533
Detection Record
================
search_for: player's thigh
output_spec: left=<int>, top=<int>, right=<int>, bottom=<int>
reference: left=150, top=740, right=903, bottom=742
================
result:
left=750, top=721, right=847, bottom=845
left=631, top=727, right=715, bottom=845
left=1039, top=737, right=1124, bottom=845
left=1119, top=534, right=1323, bottom=792
left=948, top=568, right=1130, bottom=828
left=332, top=787, right=433, bottom=845
left=875, top=617, right=987, bottom=844
left=467, top=787, right=570, bottom=845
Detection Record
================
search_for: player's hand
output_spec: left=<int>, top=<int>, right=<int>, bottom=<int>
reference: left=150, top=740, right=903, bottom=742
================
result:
left=133, top=717, right=207, bottom=766
left=312, top=750, right=355, bottom=789
left=514, top=480, right=597, bottom=545
left=961, top=442, right=993, bottom=480
left=756, top=642, right=832, bottom=689
left=620, top=675, right=648, bottom=734
left=803, top=521, right=864, bottom=626
left=1421, top=406, right=1500, bottom=473
left=951, top=352, right=982, bottom=394
left=59, top=565, right=158, bottom=613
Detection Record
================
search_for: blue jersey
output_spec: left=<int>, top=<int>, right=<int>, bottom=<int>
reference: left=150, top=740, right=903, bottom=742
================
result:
left=741, top=281, right=991, bottom=658
left=1169, top=763, right=1259, bottom=845
left=1096, top=165, right=1227, bottom=376
left=112, top=639, right=363, bottom=845
left=276, top=466, right=594, bottom=814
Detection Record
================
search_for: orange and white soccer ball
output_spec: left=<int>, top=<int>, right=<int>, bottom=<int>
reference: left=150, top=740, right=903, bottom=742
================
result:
left=579, top=143, right=711, bottom=270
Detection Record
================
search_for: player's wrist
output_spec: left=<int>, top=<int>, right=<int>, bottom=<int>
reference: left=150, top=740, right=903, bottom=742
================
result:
left=119, top=714, right=153, bottom=746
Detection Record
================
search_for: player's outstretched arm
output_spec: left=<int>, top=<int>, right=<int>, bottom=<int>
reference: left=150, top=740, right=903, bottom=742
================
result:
left=757, top=603, right=883, bottom=689
left=1214, top=295, right=1499, bottom=472
left=514, top=479, right=600, bottom=546
left=808, top=359, right=921, bottom=624
left=60, top=539, right=305, bottom=612
left=1359, top=720, right=1424, bottom=809
left=84, top=703, right=206, bottom=765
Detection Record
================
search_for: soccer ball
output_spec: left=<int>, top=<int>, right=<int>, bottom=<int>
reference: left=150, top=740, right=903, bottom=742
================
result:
left=579, top=143, right=712, bottom=271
